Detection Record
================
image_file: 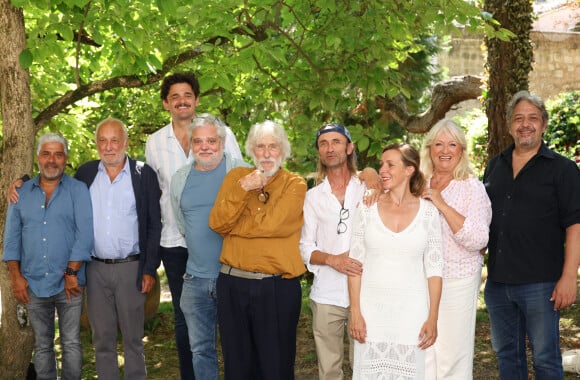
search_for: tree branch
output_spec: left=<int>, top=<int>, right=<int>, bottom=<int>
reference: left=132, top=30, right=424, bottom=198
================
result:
left=34, top=15, right=282, bottom=132
left=375, top=75, right=484, bottom=133
left=33, top=37, right=230, bottom=131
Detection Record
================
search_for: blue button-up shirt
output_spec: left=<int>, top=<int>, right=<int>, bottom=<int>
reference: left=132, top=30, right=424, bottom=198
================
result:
left=3, top=174, right=94, bottom=297
left=91, top=158, right=139, bottom=259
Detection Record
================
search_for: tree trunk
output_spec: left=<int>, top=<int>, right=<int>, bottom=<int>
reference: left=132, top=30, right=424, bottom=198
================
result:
left=484, top=0, right=534, bottom=159
left=0, top=0, right=36, bottom=378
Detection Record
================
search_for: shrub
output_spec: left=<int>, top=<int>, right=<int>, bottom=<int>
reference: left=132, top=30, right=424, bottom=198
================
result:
left=545, top=91, right=580, bottom=165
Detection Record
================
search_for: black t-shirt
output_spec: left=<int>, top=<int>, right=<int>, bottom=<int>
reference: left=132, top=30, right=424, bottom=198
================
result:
left=483, top=142, right=580, bottom=284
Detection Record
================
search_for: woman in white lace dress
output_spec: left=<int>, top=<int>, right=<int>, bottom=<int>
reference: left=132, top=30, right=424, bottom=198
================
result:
left=348, top=142, right=443, bottom=379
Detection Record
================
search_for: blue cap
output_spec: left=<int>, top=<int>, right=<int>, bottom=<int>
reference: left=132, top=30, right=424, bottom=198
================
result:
left=315, top=123, right=352, bottom=148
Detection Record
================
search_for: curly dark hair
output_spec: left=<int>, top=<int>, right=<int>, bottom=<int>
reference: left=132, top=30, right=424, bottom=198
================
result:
left=160, top=72, right=200, bottom=100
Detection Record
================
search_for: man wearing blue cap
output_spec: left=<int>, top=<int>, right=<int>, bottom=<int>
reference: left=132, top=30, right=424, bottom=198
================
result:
left=300, top=123, right=379, bottom=379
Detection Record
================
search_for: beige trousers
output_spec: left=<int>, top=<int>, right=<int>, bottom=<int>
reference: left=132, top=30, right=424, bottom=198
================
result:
left=310, top=300, right=353, bottom=380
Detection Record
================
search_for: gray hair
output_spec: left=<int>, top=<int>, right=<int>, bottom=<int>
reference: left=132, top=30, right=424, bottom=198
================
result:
left=506, top=91, right=549, bottom=125
left=245, top=120, right=292, bottom=163
left=37, top=133, right=69, bottom=155
left=189, top=113, right=227, bottom=142
left=95, top=118, right=129, bottom=141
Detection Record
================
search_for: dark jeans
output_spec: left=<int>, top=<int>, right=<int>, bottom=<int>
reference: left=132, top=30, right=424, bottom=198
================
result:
left=217, top=273, right=302, bottom=380
left=160, top=246, right=194, bottom=380
left=484, top=280, right=563, bottom=380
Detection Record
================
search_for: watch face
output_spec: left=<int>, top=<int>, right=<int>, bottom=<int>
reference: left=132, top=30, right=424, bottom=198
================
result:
left=65, top=267, right=77, bottom=275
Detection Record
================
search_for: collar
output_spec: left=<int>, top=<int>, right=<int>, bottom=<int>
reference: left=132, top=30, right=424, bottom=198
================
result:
left=500, top=141, right=555, bottom=163
left=97, top=155, right=131, bottom=174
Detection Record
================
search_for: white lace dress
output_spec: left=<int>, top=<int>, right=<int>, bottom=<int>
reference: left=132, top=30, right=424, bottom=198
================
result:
left=350, top=198, right=443, bottom=380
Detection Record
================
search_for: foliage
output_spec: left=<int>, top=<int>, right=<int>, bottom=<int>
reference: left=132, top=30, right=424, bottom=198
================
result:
left=454, top=108, right=489, bottom=178
left=11, top=0, right=512, bottom=175
left=455, top=91, right=580, bottom=177
left=545, top=91, right=580, bottom=164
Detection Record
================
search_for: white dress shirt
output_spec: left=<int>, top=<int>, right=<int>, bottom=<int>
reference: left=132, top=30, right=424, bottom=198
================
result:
left=299, top=175, right=366, bottom=307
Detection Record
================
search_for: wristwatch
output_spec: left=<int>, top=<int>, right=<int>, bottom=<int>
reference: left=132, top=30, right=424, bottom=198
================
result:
left=64, top=267, right=78, bottom=276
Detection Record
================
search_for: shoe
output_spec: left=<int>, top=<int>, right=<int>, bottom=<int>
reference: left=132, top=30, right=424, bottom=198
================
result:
left=563, top=349, right=580, bottom=374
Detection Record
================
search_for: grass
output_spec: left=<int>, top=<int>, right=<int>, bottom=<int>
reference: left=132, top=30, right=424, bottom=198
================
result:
left=50, top=271, right=580, bottom=379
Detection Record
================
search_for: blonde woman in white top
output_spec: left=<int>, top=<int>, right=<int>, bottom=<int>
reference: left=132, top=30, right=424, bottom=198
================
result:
left=420, top=119, right=492, bottom=380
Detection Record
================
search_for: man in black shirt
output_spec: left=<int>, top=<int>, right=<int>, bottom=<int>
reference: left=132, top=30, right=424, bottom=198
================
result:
left=483, top=90, right=580, bottom=379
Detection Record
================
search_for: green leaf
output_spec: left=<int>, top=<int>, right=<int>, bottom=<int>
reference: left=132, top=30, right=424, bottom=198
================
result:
left=357, top=136, right=370, bottom=151
left=60, top=27, right=74, bottom=42
left=19, top=49, right=33, bottom=69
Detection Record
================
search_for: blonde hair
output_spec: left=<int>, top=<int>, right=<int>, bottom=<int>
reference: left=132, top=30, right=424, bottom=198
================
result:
left=420, top=119, right=474, bottom=180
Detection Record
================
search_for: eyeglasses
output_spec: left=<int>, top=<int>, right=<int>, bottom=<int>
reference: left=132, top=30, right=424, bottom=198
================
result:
left=192, top=137, right=220, bottom=146
left=258, top=187, right=270, bottom=204
left=337, top=207, right=349, bottom=234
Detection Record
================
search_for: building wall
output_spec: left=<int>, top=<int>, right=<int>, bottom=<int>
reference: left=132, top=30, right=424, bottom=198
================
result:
left=437, top=31, right=580, bottom=101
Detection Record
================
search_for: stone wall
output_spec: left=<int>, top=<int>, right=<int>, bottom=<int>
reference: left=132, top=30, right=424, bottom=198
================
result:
left=437, top=31, right=580, bottom=101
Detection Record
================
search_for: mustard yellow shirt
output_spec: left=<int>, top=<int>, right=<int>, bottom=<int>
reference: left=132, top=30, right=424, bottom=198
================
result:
left=209, top=167, right=307, bottom=279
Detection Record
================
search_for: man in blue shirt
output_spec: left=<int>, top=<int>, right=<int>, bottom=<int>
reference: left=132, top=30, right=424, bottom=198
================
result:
left=170, top=114, right=250, bottom=379
left=3, top=133, right=94, bottom=380
left=75, top=118, right=162, bottom=380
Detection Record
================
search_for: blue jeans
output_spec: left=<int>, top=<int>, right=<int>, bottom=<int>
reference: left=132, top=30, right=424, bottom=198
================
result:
left=180, top=274, right=219, bottom=380
left=160, top=246, right=194, bottom=379
left=484, top=280, right=563, bottom=380
left=27, top=289, right=83, bottom=380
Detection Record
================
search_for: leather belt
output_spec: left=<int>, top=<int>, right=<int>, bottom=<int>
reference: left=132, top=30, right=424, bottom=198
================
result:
left=220, top=264, right=280, bottom=280
left=92, top=254, right=140, bottom=264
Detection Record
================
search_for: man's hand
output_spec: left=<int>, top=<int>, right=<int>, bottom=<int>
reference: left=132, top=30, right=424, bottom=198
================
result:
left=358, top=167, right=381, bottom=191
left=550, top=273, right=578, bottom=310
left=7, top=178, right=23, bottom=203
left=64, top=275, right=82, bottom=301
left=238, top=170, right=267, bottom=192
left=11, top=274, right=30, bottom=304
left=141, top=274, right=156, bottom=294
left=362, top=188, right=381, bottom=207
left=327, top=251, right=363, bottom=276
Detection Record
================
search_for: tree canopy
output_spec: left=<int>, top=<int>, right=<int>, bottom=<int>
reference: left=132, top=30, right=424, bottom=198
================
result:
left=8, top=0, right=512, bottom=171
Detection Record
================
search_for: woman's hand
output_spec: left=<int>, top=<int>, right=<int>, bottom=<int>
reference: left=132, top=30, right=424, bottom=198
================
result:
left=422, top=187, right=445, bottom=210
left=417, top=317, right=438, bottom=350
left=349, top=309, right=367, bottom=343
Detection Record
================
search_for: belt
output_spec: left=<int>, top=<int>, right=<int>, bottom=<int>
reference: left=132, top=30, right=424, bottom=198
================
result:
left=92, top=254, right=140, bottom=264
left=220, top=264, right=280, bottom=280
